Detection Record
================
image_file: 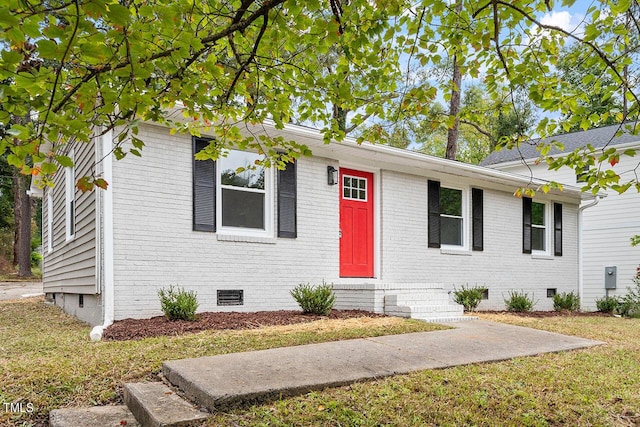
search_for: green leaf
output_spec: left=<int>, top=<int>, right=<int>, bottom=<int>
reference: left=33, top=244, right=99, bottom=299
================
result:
left=36, top=39, right=59, bottom=60
left=107, top=4, right=131, bottom=26
left=55, top=155, right=74, bottom=168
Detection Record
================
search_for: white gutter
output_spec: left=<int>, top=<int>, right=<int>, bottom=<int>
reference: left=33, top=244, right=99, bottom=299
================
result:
left=90, top=129, right=115, bottom=341
left=577, top=195, right=603, bottom=310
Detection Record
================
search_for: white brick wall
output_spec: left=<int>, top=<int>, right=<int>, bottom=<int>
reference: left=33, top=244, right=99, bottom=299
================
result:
left=379, top=170, right=579, bottom=311
left=111, top=124, right=340, bottom=320
left=109, top=124, right=581, bottom=319
left=500, top=156, right=640, bottom=310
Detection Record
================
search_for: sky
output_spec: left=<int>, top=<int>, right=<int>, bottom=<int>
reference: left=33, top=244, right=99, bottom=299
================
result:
left=537, top=0, right=600, bottom=35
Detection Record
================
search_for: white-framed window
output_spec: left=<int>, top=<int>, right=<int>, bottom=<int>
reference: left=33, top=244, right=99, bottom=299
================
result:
left=342, top=175, right=367, bottom=201
left=47, top=192, right=53, bottom=253
left=440, top=186, right=467, bottom=248
left=65, top=150, right=75, bottom=241
left=216, top=149, right=273, bottom=236
left=531, top=201, right=548, bottom=253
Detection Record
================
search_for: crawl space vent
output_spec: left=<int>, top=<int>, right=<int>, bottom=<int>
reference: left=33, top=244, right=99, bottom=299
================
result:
left=217, top=290, right=244, bottom=306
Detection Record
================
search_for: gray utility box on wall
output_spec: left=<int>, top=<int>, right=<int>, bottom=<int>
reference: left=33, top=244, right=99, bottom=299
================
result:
left=605, top=266, right=617, bottom=289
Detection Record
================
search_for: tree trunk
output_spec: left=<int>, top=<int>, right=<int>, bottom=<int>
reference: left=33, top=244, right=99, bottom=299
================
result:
left=446, top=56, right=462, bottom=160
left=333, top=103, right=347, bottom=132
left=445, top=2, right=463, bottom=161
left=13, top=167, right=31, bottom=277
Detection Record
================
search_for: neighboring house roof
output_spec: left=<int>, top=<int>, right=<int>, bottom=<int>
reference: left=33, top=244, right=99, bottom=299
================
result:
left=481, top=123, right=640, bottom=166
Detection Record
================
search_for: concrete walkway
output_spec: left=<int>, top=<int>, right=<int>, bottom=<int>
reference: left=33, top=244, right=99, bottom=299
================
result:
left=163, top=320, right=604, bottom=411
left=51, top=320, right=604, bottom=427
left=0, top=281, right=43, bottom=301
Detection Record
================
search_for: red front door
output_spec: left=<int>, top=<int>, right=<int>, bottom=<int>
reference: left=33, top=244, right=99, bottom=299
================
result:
left=340, top=168, right=374, bottom=278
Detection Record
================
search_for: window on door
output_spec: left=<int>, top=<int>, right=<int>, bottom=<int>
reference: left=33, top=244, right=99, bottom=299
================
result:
left=343, top=175, right=367, bottom=201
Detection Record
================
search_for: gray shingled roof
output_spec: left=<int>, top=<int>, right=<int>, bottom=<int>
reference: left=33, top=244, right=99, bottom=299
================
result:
left=481, top=123, right=640, bottom=166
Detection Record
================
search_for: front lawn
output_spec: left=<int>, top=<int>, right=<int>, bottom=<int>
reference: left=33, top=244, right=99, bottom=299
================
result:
left=2, top=298, right=639, bottom=426
left=0, top=298, right=440, bottom=426
left=208, top=312, right=640, bottom=426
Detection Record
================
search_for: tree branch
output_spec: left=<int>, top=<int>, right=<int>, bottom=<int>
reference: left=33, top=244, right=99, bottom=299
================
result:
left=460, top=119, right=495, bottom=141
left=492, top=0, right=510, bottom=77
left=494, top=0, right=639, bottom=106
left=52, top=0, right=287, bottom=114
left=223, top=10, right=270, bottom=103
left=41, top=0, right=80, bottom=131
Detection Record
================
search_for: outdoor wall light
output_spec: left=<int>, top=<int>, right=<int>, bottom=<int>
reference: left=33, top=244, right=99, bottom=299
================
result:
left=327, top=166, right=338, bottom=185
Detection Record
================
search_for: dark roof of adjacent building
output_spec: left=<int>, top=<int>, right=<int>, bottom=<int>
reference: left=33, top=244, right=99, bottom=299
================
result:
left=481, top=123, right=640, bottom=166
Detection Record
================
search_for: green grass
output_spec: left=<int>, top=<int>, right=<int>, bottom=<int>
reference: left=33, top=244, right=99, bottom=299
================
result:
left=3, top=300, right=640, bottom=427
left=0, top=298, right=441, bottom=426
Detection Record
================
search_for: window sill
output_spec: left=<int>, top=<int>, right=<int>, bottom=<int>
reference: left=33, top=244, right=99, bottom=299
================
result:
left=216, top=234, right=276, bottom=244
left=531, top=253, right=554, bottom=260
left=440, top=248, right=472, bottom=256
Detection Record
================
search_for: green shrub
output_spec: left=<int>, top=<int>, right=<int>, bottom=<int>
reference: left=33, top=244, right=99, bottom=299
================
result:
left=30, top=250, right=42, bottom=267
left=157, top=285, right=199, bottom=321
left=453, top=285, right=487, bottom=312
left=618, top=269, right=640, bottom=318
left=290, top=281, right=335, bottom=316
left=552, top=291, right=580, bottom=311
left=595, top=296, right=620, bottom=314
left=504, top=291, right=535, bottom=312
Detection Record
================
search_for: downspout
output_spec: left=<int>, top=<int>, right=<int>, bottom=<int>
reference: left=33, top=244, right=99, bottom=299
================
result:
left=577, top=195, right=602, bottom=311
left=90, top=129, right=115, bottom=341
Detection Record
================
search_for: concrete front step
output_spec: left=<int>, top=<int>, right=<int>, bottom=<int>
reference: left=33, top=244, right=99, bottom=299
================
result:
left=385, top=293, right=452, bottom=305
left=385, top=306, right=465, bottom=318
left=413, top=315, right=478, bottom=323
left=124, top=382, right=209, bottom=427
left=50, top=405, right=140, bottom=427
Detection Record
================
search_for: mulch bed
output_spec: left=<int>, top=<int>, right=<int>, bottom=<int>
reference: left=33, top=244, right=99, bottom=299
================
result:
left=102, top=309, right=613, bottom=341
left=102, top=309, right=386, bottom=341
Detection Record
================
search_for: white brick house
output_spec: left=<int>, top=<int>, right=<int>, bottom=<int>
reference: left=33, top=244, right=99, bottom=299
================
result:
left=33, top=120, right=594, bottom=335
left=482, top=124, right=640, bottom=310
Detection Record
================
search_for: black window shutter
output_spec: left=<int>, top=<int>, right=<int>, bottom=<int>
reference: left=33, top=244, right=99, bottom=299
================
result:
left=428, top=180, right=441, bottom=248
left=193, top=137, right=216, bottom=232
left=554, top=202, right=563, bottom=256
left=472, top=188, right=483, bottom=251
left=277, top=159, right=297, bottom=238
left=522, top=197, right=532, bottom=254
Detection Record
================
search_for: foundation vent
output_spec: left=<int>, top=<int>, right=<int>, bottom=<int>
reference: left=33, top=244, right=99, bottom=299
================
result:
left=217, top=290, right=244, bottom=306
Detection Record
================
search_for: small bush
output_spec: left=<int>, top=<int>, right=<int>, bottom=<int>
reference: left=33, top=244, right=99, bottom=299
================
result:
left=595, top=296, right=620, bottom=314
left=158, top=285, right=199, bottom=321
left=552, top=291, right=580, bottom=311
left=290, top=281, right=335, bottom=316
left=31, top=250, right=42, bottom=267
left=504, top=291, right=535, bottom=312
left=453, top=285, right=487, bottom=312
left=618, top=270, right=640, bottom=318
